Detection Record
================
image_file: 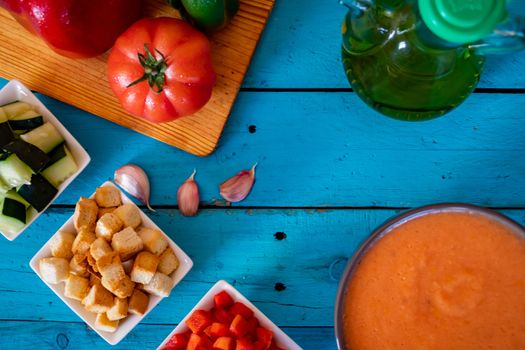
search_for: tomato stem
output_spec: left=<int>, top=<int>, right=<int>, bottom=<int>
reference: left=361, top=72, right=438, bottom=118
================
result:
left=127, top=44, right=168, bottom=93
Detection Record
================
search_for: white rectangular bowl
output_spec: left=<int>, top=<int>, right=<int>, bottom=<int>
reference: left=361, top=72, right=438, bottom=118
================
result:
left=156, top=280, right=302, bottom=350
left=29, top=181, right=194, bottom=345
left=0, top=79, right=90, bottom=241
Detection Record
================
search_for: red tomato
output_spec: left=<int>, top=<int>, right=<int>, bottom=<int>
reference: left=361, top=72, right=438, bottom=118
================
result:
left=230, top=302, right=254, bottom=319
left=214, top=291, right=235, bottom=309
left=213, top=336, right=235, bottom=350
left=254, top=328, right=273, bottom=350
left=107, top=17, right=216, bottom=123
left=214, top=307, right=234, bottom=324
left=245, top=317, right=259, bottom=337
left=236, top=337, right=255, bottom=350
left=186, top=310, right=213, bottom=334
left=187, top=333, right=213, bottom=350
left=205, top=322, right=230, bottom=339
left=230, top=314, right=250, bottom=338
left=162, top=331, right=190, bottom=349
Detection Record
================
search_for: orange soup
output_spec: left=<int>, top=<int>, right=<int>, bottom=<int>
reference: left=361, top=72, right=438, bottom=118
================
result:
left=342, top=209, right=525, bottom=350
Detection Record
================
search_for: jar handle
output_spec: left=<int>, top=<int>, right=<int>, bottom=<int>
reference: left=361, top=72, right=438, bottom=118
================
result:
left=471, top=15, right=525, bottom=55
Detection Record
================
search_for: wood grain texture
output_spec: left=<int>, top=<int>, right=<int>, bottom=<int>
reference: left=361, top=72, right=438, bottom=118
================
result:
left=20, top=88, right=525, bottom=208
left=0, top=321, right=335, bottom=350
left=0, top=0, right=274, bottom=156
left=243, top=0, right=525, bottom=89
left=1, top=208, right=524, bottom=349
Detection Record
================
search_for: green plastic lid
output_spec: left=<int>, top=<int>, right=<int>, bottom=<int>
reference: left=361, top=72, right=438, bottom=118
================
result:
left=419, top=0, right=507, bottom=44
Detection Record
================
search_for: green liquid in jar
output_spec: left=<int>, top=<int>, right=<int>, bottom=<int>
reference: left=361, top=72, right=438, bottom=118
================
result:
left=342, top=3, right=485, bottom=121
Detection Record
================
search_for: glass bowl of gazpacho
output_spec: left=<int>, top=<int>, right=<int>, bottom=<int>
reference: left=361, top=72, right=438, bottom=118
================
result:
left=335, top=204, right=525, bottom=350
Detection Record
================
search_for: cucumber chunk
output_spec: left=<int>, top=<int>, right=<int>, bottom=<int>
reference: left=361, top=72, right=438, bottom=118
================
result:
left=41, top=144, right=78, bottom=187
left=0, top=154, right=33, bottom=188
left=20, top=122, right=64, bottom=153
left=0, top=195, right=26, bottom=237
left=0, top=110, right=14, bottom=147
left=0, top=101, right=34, bottom=118
left=3, top=140, right=50, bottom=173
left=17, top=174, right=57, bottom=212
left=5, top=189, right=30, bottom=209
left=0, top=177, right=9, bottom=195
left=8, top=110, right=44, bottom=131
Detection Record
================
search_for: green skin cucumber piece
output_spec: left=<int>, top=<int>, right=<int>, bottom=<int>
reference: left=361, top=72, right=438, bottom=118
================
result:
left=0, top=154, right=33, bottom=188
left=3, top=140, right=50, bottom=173
left=20, top=122, right=64, bottom=153
left=0, top=101, right=34, bottom=118
left=17, top=174, right=57, bottom=212
left=41, top=145, right=78, bottom=187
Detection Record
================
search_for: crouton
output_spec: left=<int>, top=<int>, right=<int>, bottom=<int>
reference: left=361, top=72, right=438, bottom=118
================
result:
left=142, top=272, right=173, bottom=297
left=111, top=227, right=143, bottom=261
left=95, top=186, right=122, bottom=208
left=48, top=231, right=75, bottom=259
left=113, top=203, right=141, bottom=228
left=72, top=228, right=96, bottom=256
left=73, top=197, right=98, bottom=231
left=83, top=284, right=114, bottom=313
left=94, top=313, right=119, bottom=333
left=122, top=259, right=134, bottom=275
left=69, top=254, right=89, bottom=278
left=90, top=237, right=113, bottom=261
left=128, top=289, right=149, bottom=315
left=137, top=227, right=168, bottom=255
left=96, top=252, right=125, bottom=282
left=97, top=207, right=116, bottom=219
left=102, top=274, right=135, bottom=299
left=131, top=251, right=159, bottom=284
left=107, top=297, right=128, bottom=321
left=95, top=213, right=123, bottom=241
left=90, top=273, right=102, bottom=286
left=39, top=257, right=69, bottom=284
left=64, top=274, right=90, bottom=301
left=158, top=248, right=179, bottom=275
left=86, top=250, right=98, bottom=273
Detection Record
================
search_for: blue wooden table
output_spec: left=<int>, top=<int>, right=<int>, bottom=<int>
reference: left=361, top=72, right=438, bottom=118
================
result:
left=1, top=1, right=525, bottom=349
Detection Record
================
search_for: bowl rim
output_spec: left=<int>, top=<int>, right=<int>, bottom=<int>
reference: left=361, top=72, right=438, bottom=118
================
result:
left=0, top=79, right=91, bottom=241
left=156, top=279, right=303, bottom=350
left=333, top=203, right=525, bottom=350
left=29, top=181, right=194, bottom=345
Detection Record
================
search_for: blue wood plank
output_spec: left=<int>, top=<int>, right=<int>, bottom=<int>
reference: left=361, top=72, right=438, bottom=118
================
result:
left=245, top=0, right=525, bottom=89
left=0, top=86, right=521, bottom=207
left=0, top=321, right=335, bottom=350
left=1, top=208, right=524, bottom=328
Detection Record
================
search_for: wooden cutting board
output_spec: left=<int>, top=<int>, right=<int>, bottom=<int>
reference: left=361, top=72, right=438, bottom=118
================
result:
left=0, top=0, right=274, bottom=156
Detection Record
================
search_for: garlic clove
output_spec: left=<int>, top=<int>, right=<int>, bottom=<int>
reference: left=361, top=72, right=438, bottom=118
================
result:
left=114, top=164, right=155, bottom=211
left=177, top=169, right=200, bottom=216
left=219, top=164, right=257, bottom=203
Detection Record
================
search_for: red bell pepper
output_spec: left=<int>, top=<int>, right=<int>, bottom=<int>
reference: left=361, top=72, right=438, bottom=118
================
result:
left=0, top=0, right=142, bottom=58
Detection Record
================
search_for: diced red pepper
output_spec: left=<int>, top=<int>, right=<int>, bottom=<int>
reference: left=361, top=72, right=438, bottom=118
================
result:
left=255, top=327, right=273, bottom=346
left=162, top=331, right=189, bottom=350
left=230, top=314, right=250, bottom=338
left=214, top=307, right=234, bottom=324
left=245, top=317, right=259, bottom=337
left=214, top=290, right=235, bottom=309
left=268, top=340, right=287, bottom=350
left=187, top=333, right=212, bottom=350
left=186, top=310, right=213, bottom=334
left=230, top=302, right=254, bottom=319
left=236, top=337, right=255, bottom=350
left=205, top=322, right=231, bottom=339
left=213, top=336, right=235, bottom=350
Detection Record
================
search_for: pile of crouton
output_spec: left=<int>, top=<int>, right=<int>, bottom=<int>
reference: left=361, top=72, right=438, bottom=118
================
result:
left=38, top=185, right=180, bottom=332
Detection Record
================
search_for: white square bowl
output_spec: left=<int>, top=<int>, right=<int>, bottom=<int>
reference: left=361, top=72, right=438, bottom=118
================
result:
left=0, top=79, right=90, bottom=241
left=156, top=280, right=302, bottom=350
left=29, top=181, right=194, bottom=345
